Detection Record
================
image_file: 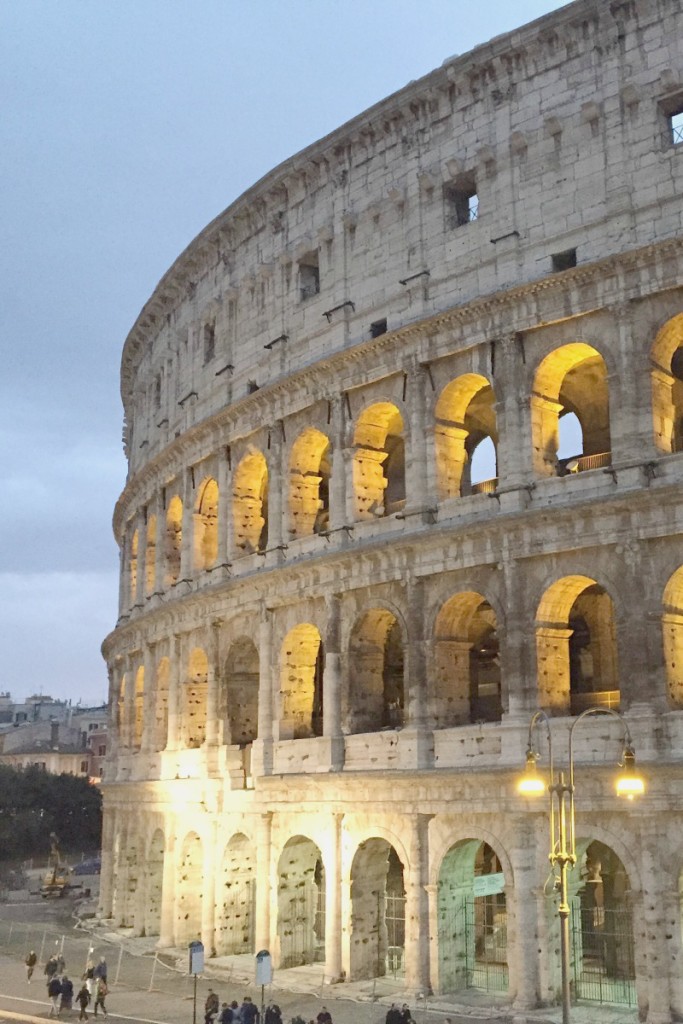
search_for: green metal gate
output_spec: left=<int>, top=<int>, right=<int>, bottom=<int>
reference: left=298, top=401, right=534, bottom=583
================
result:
left=570, top=895, right=635, bottom=1006
left=438, top=895, right=508, bottom=994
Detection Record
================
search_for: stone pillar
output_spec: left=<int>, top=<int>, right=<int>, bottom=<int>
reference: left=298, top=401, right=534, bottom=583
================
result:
left=500, top=558, right=534, bottom=719
left=325, top=813, right=343, bottom=982
left=641, top=817, right=674, bottom=1024
left=268, top=422, right=285, bottom=550
left=323, top=593, right=344, bottom=769
left=98, top=807, right=116, bottom=919
left=611, top=303, right=659, bottom=464
left=252, top=609, right=273, bottom=776
left=404, top=813, right=431, bottom=993
left=509, top=816, right=542, bottom=1011
left=105, top=664, right=120, bottom=767
left=133, top=816, right=147, bottom=936
left=404, top=361, right=431, bottom=513
left=342, top=446, right=357, bottom=525
left=216, top=446, right=231, bottom=568
left=425, top=884, right=439, bottom=994
left=158, top=824, right=176, bottom=948
left=201, top=821, right=218, bottom=956
left=166, top=634, right=183, bottom=751
left=495, top=333, right=531, bottom=489
left=403, top=577, right=433, bottom=768
left=122, top=652, right=134, bottom=751
left=327, top=396, right=346, bottom=532
left=529, top=393, right=564, bottom=478
left=141, top=641, right=156, bottom=753
left=180, top=468, right=194, bottom=580
left=254, top=812, right=273, bottom=952
left=135, top=508, right=147, bottom=608
left=153, top=493, right=165, bottom=595
left=205, top=620, right=222, bottom=748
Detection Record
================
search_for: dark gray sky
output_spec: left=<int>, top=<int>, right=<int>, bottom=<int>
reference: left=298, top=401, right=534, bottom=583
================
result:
left=1, top=0, right=565, bottom=705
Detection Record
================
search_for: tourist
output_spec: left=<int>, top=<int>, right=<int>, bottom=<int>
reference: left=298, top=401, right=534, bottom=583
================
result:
left=76, top=983, right=91, bottom=1021
left=385, top=1006, right=401, bottom=1024
left=47, top=975, right=62, bottom=1017
left=83, top=959, right=95, bottom=996
left=45, top=955, right=59, bottom=981
left=94, top=977, right=108, bottom=1017
left=264, top=1005, right=281, bottom=1024
left=240, top=996, right=258, bottom=1024
left=219, top=1003, right=232, bottom=1024
left=93, top=958, right=107, bottom=986
left=399, top=1004, right=414, bottom=1024
left=204, top=988, right=220, bottom=1024
left=25, top=949, right=37, bottom=983
left=229, top=1000, right=241, bottom=1023
left=316, top=1008, right=332, bottom=1024
left=60, top=976, right=74, bottom=1014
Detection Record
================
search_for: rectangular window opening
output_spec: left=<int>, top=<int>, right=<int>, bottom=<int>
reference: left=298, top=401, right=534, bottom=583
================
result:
left=671, top=109, right=683, bottom=146
left=299, top=251, right=320, bottom=301
left=203, top=322, right=216, bottom=364
left=551, top=248, right=577, bottom=272
left=370, top=318, right=387, bottom=338
left=444, top=175, right=478, bottom=229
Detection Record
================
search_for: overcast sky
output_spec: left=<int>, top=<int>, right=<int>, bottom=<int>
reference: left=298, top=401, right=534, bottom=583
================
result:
left=1, top=0, right=566, bottom=706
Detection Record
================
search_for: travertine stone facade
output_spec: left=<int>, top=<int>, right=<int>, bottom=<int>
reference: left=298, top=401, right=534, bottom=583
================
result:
left=102, top=2, right=683, bottom=1020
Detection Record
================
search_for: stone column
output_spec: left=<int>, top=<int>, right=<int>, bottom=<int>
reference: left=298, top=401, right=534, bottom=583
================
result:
left=158, top=824, right=176, bottom=948
left=135, top=508, right=147, bottom=608
left=205, top=620, right=222, bottom=748
left=495, top=333, right=531, bottom=490
left=254, top=812, right=273, bottom=952
left=216, top=446, right=231, bottom=569
left=500, top=557, right=534, bottom=720
left=327, top=396, right=346, bottom=532
left=403, top=577, right=433, bottom=769
left=529, top=393, right=563, bottom=478
left=166, top=634, right=183, bottom=751
left=509, top=816, right=542, bottom=1011
left=611, top=303, right=659, bottom=464
left=153, top=493, right=165, bottom=595
left=252, top=609, right=273, bottom=776
left=325, top=813, right=343, bottom=982
left=98, top=806, right=116, bottom=919
left=425, top=883, right=439, bottom=994
left=179, top=468, right=194, bottom=580
left=404, top=813, right=431, bottom=993
left=404, top=361, right=432, bottom=513
left=268, top=422, right=285, bottom=551
left=201, top=820, right=218, bottom=955
left=323, top=593, right=344, bottom=769
left=105, top=663, right=120, bottom=767
left=141, top=641, right=156, bottom=753
left=641, top=816, right=675, bottom=1024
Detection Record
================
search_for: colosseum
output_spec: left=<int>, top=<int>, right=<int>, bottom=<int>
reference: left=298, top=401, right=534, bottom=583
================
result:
left=100, top=0, right=683, bottom=1020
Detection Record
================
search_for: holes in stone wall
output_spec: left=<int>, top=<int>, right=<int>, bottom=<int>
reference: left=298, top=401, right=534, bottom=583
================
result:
left=176, top=832, right=203, bottom=945
left=277, top=836, right=325, bottom=968
left=145, top=515, right=156, bottom=595
left=145, top=830, right=165, bottom=937
left=130, top=529, right=138, bottom=604
left=350, top=838, right=405, bottom=981
left=133, top=666, right=145, bottom=749
left=194, top=477, right=219, bottom=570
left=217, top=833, right=255, bottom=955
left=155, top=657, right=170, bottom=751
left=662, top=566, right=683, bottom=708
left=183, top=647, right=208, bottom=748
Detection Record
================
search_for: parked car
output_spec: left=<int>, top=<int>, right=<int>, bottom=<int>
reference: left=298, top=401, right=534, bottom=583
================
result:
left=72, top=858, right=101, bottom=875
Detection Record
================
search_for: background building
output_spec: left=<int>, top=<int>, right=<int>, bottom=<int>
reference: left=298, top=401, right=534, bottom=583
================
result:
left=101, top=1, right=683, bottom=1020
left=0, top=699, right=108, bottom=779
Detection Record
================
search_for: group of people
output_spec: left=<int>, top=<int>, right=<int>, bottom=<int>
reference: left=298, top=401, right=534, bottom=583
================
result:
left=385, top=1004, right=414, bottom=1024
left=25, top=949, right=109, bottom=1019
left=204, top=996, right=335, bottom=1024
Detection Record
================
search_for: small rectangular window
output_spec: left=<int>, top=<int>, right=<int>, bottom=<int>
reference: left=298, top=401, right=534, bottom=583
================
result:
left=671, top=109, right=683, bottom=146
left=299, top=251, right=320, bottom=301
left=370, top=319, right=387, bottom=338
left=444, top=175, right=478, bottom=229
left=203, top=322, right=215, bottom=364
left=551, top=248, right=577, bottom=272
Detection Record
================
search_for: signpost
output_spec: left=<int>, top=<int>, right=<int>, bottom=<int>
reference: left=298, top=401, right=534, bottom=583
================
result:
left=189, top=941, right=205, bottom=1024
left=255, top=950, right=272, bottom=1024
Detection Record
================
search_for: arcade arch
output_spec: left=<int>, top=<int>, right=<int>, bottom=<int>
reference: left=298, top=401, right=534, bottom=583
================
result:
left=280, top=624, right=324, bottom=739
left=433, top=593, right=502, bottom=726
left=289, top=428, right=331, bottom=537
left=663, top=566, right=683, bottom=707
left=154, top=657, right=170, bottom=750
left=164, top=495, right=183, bottom=586
left=216, top=833, right=255, bottom=955
left=277, top=836, right=325, bottom=967
left=651, top=314, right=683, bottom=454
left=182, top=648, right=208, bottom=748
left=434, top=374, right=498, bottom=498
left=233, top=452, right=268, bottom=554
left=194, top=477, right=219, bottom=570
left=347, top=609, right=405, bottom=733
left=145, top=514, right=156, bottom=594
left=350, top=838, right=405, bottom=980
left=176, top=832, right=203, bottom=945
left=352, top=403, right=405, bottom=519
left=221, top=638, right=259, bottom=745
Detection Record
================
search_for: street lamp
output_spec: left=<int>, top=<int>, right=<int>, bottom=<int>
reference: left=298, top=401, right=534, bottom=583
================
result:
left=517, top=706, right=645, bottom=1024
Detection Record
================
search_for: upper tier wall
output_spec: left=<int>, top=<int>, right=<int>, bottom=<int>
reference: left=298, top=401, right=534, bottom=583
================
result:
left=120, top=0, right=683, bottom=476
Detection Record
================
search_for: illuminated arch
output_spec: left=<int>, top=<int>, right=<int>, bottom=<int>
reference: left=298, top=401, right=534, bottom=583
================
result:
left=176, top=832, right=203, bottom=945
left=233, top=451, right=268, bottom=553
left=279, top=624, right=324, bottom=739
left=349, top=838, right=405, bottom=980
left=216, top=833, right=255, bottom=955
left=164, top=495, right=183, bottom=586
left=221, top=637, right=259, bottom=745
left=133, top=665, right=144, bottom=749
left=288, top=428, right=331, bottom=538
left=651, top=313, right=683, bottom=453
left=277, top=835, right=325, bottom=968
left=347, top=608, right=405, bottom=733
left=194, top=477, right=219, bottom=570
left=144, top=829, right=165, bottom=937
left=434, top=374, right=498, bottom=498
left=145, top=515, right=156, bottom=595
left=662, top=566, right=683, bottom=707
left=352, top=403, right=405, bottom=520
left=433, top=592, right=502, bottom=726
left=531, top=343, right=611, bottom=477
left=182, top=647, right=208, bottom=748
left=536, top=575, right=619, bottom=714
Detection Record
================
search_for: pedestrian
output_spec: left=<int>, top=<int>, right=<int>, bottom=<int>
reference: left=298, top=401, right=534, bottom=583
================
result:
left=264, top=1005, right=281, bottom=1024
left=93, top=958, right=107, bottom=986
left=219, top=1003, right=232, bottom=1024
left=399, top=1004, right=413, bottom=1024
left=316, top=1008, right=332, bottom=1024
left=240, top=996, right=258, bottom=1024
left=76, top=983, right=91, bottom=1021
left=94, top=977, right=108, bottom=1017
left=25, top=949, right=37, bottom=983
left=230, top=1000, right=241, bottom=1024
left=47, top=975, right=62, bottom=1018
left=385, top=1005, right=401, bottom=1024
left=83, top=959, right=95, bottom=997
left=45, top=955, right=59, bottom=981
left=60, top=976, right=74, bottom=1014
left=204, top=989, right=220, bottom=1024
left=56, top=954, right=66, bottom=975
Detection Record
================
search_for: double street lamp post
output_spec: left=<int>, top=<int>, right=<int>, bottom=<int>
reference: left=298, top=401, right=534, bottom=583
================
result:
left=517, top=706, right=645, bottom=1024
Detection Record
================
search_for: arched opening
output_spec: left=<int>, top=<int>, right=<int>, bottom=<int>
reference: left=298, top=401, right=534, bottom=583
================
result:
left=216, top=833, right=255, bottom=955
left=532, top=343, right=611, bottom=477
left=222, top=638, right=259, bottom=745
left=536, top=576, right=619, bottom=715
left=194, top=477, right=219, bottom=570
left=433, top=593, right=502, bottom=727
left=289, top=428, right=332, bottom=537
left=350, top=839, right=405, bottom=980
left=557, top=411, right=583, bottom=461
left=435, top=375, right=498, bottom=498
left=129, top=529, right=138, bottom=604
left=133, top=666, right=144, bottom=749
left=438, top=840, right=508, bottom=995
left=352, top=403, right=406, bottom=519
left=567, top=840, right=635, bottom=1007
left=165, top=495, right=183, bottom=586
left=662, top=566, right=683, bottom=707
left=182, top=648, right=208, bottom=748
left=279, top=624, right=324, bottom=739
left=232, top=452, right=268, bottom=554
left=154, top=657, right=170, bottom=751
left=347, top=610, right=405, bottom=734
left=145, top=829, right=165, bottom=937
left=145, top=515, right=156, bottom=595
left=176, top=832, right=203, bottom=945
left=651, top=313, right=683, bottom=453
left=277, top=836, right=325, bottom=967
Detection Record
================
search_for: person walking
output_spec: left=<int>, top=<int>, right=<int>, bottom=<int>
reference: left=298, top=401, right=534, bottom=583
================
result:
left=385, top=1005, right=401, bottom=1024
left=316, top=1008, right=332, bottom=1024
left=47, top=975, right=62, bottom=1018
left=60, top=976, right=74, bottom=1014
left=264, top=1004, right=281, bottom=1024
left=93, top=977, right=108, bottom=1017
left=218, top=1003, right=232, bottom=1024
left=204, top=988, right=219, bottom=1024
left=240, top=996, right=258, bottom=1024
left=25, top=950, right=37, bottom=983
left=399, top=1004, right=413, bottom=1024
left=93, top=958, right=107, bottom=986
left=76, top=983, right=91, bottom=1021
left=45, top=955, right=59, bottom=982
left=83, top=959, right=95, bottom=997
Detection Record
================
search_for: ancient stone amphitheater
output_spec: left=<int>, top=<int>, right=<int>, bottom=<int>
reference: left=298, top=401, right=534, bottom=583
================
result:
left=101, top=0, right=683, bottom=1019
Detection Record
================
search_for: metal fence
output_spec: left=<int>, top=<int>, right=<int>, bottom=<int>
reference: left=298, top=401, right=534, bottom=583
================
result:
left=570, top=895, right=636, bottom=1007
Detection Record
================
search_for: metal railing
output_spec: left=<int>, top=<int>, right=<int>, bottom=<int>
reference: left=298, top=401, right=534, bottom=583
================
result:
left=471, top=477, right=498, bottom=495
left=558, top=451, right=611, bottom=475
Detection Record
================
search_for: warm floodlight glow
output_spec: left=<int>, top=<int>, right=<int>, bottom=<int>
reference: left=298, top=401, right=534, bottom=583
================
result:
left=615, top=746, right=645, bottom=801
left=518, top=749, right=546, bottom=796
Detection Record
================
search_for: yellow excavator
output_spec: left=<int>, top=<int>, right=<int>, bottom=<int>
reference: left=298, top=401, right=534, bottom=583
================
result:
left=40, top=832, right=71, bottom=899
